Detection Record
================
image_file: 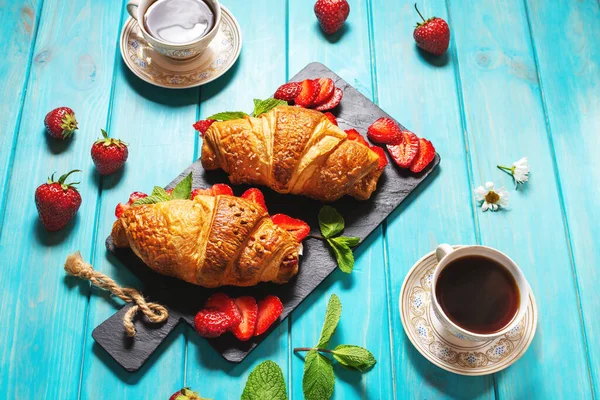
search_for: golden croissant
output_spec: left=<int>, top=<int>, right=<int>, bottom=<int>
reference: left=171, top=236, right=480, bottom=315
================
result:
left=201, top=106, right=383, bottom=202
left=111, top=195, right=300, bottom=287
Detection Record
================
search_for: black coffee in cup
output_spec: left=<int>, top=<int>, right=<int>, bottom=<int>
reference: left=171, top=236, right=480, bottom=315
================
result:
left=435, top=255, right=520, bottom=334
left=144, top=0, right=215, bottom=44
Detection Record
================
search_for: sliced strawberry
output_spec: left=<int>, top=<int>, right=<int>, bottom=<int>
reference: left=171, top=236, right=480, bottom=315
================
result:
left=367, top=117, right=403, bottom=144
left=194, top=309, right=232, bottom=338
left=127, top=191, right=148, bottom=205
left=115, top=203, right=129, bottom=218
left=255, top=296, right=284, bottom=336
left=241, top=188, right=268, bottom=213
left=323, top=112, right=337, bottom=126
left=166, top=188, right=174, bottom=196
left=271, top=214, right=310, bottom=242
left=312, top=78, right=335, bottom=106
left=387, top=130, right=420, bottom=168
left=193, top=119, right=215, bottom=137
left=211, top=183, right=234, bottom=196
left=345, top=129, right=369, bottom=147
left=274, top=82, right=301, bottom=102
left=370, top=145, right=389, bottom=170
left=315, top=87, right=343, bottom=111
left=205, top=293, right=242, bottom=327
left=231, top=296, right=258, bottom=341
left=294, top=79, right=319, bottom=107
left=410, top=138, right=436, bottom=173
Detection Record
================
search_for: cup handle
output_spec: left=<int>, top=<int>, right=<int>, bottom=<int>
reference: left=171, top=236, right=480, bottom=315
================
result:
left=126, top=0, right=140, bottom=21
left=435, top=244, right=454, bottom=262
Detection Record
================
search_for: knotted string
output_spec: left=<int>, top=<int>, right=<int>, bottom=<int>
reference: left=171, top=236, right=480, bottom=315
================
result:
left=64, top=252, right=168, bottom=337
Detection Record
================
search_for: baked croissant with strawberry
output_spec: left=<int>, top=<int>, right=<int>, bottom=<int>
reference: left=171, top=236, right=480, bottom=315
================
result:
left=111, top=194, right=300, bottom=287
left=201, top=106, right=384, bottom=202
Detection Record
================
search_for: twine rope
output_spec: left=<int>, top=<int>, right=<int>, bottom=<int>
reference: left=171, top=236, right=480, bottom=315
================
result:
left=64, top=252, right=168, bottom=337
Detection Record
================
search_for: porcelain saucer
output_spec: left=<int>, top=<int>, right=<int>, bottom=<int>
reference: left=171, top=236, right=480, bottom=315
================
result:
left=120, top=6, right=242, bottom=89
left=399, top=246, right=537, bottom=376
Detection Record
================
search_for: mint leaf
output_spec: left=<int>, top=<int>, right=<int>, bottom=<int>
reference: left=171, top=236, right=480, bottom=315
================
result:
left=331, top=236, right=360, bottom=247
left=206, top=111, right=249, bottom=121
left=327, top=238, right=355, bottom=274
left=252, top=98, right=288, bottom=117
left=302, top=350, right=334, bottom=400
left=241, top=360, right=288, bottom=400
left=151, top=186, right=168, bottom=197
left=317, top=294, right=342, bottom=348
left=132, top=194, right=169, bottom=206
left=170, top=172, right=192, bottom=200
left=318, top=206, right=345, bottom=239
left=332, top=345, right=377, bottom=372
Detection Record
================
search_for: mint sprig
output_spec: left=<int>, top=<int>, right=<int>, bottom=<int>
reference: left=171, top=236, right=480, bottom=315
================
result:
left=295, top=295, right=377, bottom=400
left=205, top=111, right=249, bottom=121
left=252, top=98, right=288, bottom=117
left=132, top=173, right=193, bottom=206
left=318, top=206, right=360, bottom=273
left=241, top=360, right=288, bottom=400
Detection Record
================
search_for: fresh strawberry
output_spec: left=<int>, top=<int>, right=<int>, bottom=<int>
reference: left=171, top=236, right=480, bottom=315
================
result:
left=193, top=119, right=215, bottom=137
left=313, top=78, right=335, bottom=106
left=165, top=188, right=174, bottom=197
left=314, top=87, right=343, bottom=111
left=274, top=82, right=301, bottom=102
left=194, top=309, right=232, bottom=338
left=314, top=0, right=350, bottom=35
left=345, top=129, right=369, bottom=147
left=44, top=107, right=78, bottom=140
left=231, top=296, right=258, bottom=341
left=255, top=296, right=284, bottom=336
left=387, top=130, right=420, bottom=168
left=241, top=188, right=268, bottom=213
left=204, top=293, right=242, bottom=327
left=91, top=129, right=129, bottom=175
left=271, top=214, right=310, bottom=242
left=294, top=79, right=319, bottom=107
left=128, top=191, right=148, bottom=204
left=115, top=203, right=129, bottom=218
left=413, top=4, right=450, bottom=56
left=323, top=112, right=338, bottom=126
left=35, top=170, right=82, bottom=231
left=169, top=387, right=208, bottom=400
left=191, top=188, right=210, bottom=199
left=191, top=184, right=233, bottom=199
left=367, top=117, right=403, bottom=144
left=370, top=145, right=388, bottom=170
left=410, top=138, right=436, bottom=173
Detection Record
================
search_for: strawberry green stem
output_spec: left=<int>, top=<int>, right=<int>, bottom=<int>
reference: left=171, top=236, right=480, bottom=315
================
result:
left=414, top=3, right=426, bottom=22
left=294, top=347, right=334, bottom=354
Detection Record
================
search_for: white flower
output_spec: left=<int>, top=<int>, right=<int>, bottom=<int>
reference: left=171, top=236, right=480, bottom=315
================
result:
left=474, top=181, right=509, bottom=212
left=498, top=157, right=530, bottom=185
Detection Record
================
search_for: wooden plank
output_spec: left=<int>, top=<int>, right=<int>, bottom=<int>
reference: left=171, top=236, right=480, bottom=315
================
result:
left=370, top=1, right=495, bottom=398
left=0, top=0, right=123, bottom=397
left=182, top=1, right=290, bottom=398
left=524, top=0, right=600, bottom=395
left=288, top=0, right=394, bottom=398
left=0, top=0, right=41, bottom=228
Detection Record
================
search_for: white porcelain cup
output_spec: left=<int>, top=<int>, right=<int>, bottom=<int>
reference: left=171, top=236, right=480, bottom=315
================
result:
left=432, top=244, right=531, bottom=342
left=126, top=0, right=221, bottom=61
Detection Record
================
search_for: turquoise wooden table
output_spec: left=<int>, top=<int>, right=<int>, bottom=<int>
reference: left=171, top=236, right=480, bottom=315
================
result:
left=1, top=0, right=599, bottom=398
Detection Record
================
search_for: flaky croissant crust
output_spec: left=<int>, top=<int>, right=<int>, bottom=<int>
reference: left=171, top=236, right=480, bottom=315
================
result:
left=111, top=195, right=300, bottom=287
left=201, top=106, right=383, bottom=202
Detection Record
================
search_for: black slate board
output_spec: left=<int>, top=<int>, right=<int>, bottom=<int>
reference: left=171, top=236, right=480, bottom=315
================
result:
left=94, top=62, right=440, bottom=372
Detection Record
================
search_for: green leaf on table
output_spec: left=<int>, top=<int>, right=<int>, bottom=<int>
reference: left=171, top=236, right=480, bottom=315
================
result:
left=252, top=98, right=288, bottom=117
left=170, top=172, right=192, bottom=200
left=302, top=350, right=335, bottom=400
left=327, top=238, right=355, bottom=274
left=317, top=294, right=342, bottom=348
left=332, top=345, right=377, bottom=372
left=318, top=206, right=345, bottom=238
left=241, top=360, right=288, bottom=400
left=206, top=111, right=249, bottom=121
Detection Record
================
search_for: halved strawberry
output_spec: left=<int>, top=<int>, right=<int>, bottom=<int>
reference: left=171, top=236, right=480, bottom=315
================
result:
left=205, top=293, right=242, bottom=327
left=193, top=119, right=215, bottom=137
left=274, top=82, right=301, bottom=102
left=387, top=130, right=420, bottom=168
left=241, top=188, right=268, bottom=213
left=345, top=129, right=369, bottom=147
left=194, top=309, right=232, bottom=338
left=370, top=145, right=389, bottom=170
left=367, top=117, right=403, bottom=144
left=315, top=87, right=343, bottom=111
left=128, top=191, right=148, bottom=205
left=323, top=112, right=337, bottom=126
left=255, top=296, right=284, bottom=336
left=115, top=203, right=129, bottom=218
left=410, top=138, right=436, bottom=173
left=271, top=214, right=310, bottom=242
left=231, top=296, right=258, bottom=341
left=313, top=78, right=335, bottom=106
left=294, top=79, right=320, bottom=107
